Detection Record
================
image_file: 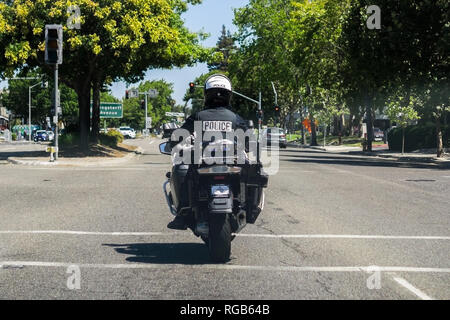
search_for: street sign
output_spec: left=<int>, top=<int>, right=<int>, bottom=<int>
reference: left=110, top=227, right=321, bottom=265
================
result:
left=129, top=89, right=139, bottom=99
left=146, top=117, right=152, bottom=128
left=165, top=112, right=185, bottom=117
left=90, top=102, right=123, bottom=119
left=148, top=89, right=158, bottom=98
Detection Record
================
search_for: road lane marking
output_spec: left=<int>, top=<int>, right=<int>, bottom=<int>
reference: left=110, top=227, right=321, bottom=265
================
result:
left=392, top=277, right=434, bottom=300
left=235, top=234, right=450, bottom=240
left=0, top=230, right=449, bottom=240
left=0, top=230, right=168, bottom=236
left=1, top=261, right=449, bottom=274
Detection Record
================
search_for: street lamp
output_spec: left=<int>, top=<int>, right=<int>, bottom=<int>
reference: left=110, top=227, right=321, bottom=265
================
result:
left=28, top=81, right=48, bottom=142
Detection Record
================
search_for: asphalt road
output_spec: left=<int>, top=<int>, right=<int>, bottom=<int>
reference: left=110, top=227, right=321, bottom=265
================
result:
left=0, top=138, right=449, bottom=299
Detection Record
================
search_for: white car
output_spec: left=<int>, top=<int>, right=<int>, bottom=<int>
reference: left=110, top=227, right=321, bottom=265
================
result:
left=46, top=131, right=55, bottom=141
left=118, top=127, right=136, bottom=139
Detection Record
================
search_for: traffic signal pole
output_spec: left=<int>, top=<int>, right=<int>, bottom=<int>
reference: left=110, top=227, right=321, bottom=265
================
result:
left=144, top=93, right=148, bottom=135
left=54, top=64, right=59, bottom=160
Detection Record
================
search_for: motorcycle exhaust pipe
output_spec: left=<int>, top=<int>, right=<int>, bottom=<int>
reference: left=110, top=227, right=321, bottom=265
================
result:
left=163, top=180, right=178, bottom=216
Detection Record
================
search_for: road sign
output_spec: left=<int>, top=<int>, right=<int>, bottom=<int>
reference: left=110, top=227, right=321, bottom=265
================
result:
left=129, top=89, right=139, bottom=98
left=148, top=89, right=158, bottom=98
left=165, top=112, right=185, bottom=117
left=90, top=102, right=123, bottom=119
left=146, top=117, right=152, bottom=128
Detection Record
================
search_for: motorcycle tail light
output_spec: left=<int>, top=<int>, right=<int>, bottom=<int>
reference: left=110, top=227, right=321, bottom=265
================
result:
left=213, top=175, right=225, bottom=180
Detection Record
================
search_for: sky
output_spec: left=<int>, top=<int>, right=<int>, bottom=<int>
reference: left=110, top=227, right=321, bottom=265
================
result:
left=0, top=0, right=250, bottom=107
left=109, top=0, right=249, bottom=107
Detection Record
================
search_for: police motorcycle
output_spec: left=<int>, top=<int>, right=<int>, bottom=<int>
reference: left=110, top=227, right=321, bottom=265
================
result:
left=159, top=121, right=268, bottom=262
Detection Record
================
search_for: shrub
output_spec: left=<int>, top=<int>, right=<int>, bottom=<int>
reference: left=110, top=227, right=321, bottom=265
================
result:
left=59, top=133, right=79, bottom=147
left=98, top=130, right=124, bottom=147
left=388, top=122, right=449, bottom=152
left=11, top=133, right=17, bottom=141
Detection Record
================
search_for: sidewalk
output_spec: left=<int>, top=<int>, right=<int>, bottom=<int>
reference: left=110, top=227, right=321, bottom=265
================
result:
left=355, top=149, right=450, bottom=163
left=287, top=142, right=450, bottom=164
left=287, top=142, right=362, bottom=153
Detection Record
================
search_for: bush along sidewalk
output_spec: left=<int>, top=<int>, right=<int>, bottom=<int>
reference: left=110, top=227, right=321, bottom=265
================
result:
left=59, top=130, right=125, bottom=149
left=387, top=122, right=449, bottom=152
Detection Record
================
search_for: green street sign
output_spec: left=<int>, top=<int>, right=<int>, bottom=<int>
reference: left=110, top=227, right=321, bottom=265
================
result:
left=90, top=102, right=123, bottom=119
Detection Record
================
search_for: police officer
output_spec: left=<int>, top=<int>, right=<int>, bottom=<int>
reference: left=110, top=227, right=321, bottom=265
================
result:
left=167, top=74, right=248, bottom=230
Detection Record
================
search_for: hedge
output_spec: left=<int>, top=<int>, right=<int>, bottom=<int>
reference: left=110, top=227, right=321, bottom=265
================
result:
left=59, top=130, right=124, bottom=148
left=387, top=122, right=449, bottom=152
left=98, top=130, right=124, bottom=147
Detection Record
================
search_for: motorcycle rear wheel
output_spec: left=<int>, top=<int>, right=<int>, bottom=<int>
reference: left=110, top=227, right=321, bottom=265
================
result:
left=208, top=213, right=231, bottom=263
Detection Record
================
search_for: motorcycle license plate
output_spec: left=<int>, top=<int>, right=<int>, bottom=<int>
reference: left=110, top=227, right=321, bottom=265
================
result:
left=202, top=121, right=233, bottom=132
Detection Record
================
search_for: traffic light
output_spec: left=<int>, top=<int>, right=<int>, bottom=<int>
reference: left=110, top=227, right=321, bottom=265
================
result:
left=257, top=109, right=264, bottom=120
left=45, top=25, right=63, bottom=65
left=189, top=82, right=195, bottom=94
left=274, top=105, right=280, bottom=115
left=125, top=90, right=129, bottom=99
left=140, top=99, right=145, bottom=109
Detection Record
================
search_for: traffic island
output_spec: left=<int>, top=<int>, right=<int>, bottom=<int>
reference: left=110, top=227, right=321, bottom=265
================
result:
left=7, top=142, right=143, bottom=167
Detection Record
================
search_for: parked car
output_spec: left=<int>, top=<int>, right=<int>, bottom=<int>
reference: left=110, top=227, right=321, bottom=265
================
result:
left=46, top=131, right=55, bottom=141
left=162, top=122, right=180, bottom=139
left=118, top=127, right=136, bottom=139
left=261, top=127, right=287, bottom=148
left=373, top=127, right=385, bottom=141
left=33, top=130, right=49, bottom=142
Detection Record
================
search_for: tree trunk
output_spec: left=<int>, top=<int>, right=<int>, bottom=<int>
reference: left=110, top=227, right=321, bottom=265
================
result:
left=402, top=127, right=405, bottom=155
left=300, top=107, right=306, bottom=145
left=338, top=113, right=344, bottom=145
left=436, top=117, right=443, bottom=157
left=310, top=114, right=318, bottom=146
left=91, top=80, right=101, bottom=144
left=365, top=93, right=373, bottom=152
left=77, top=81, right=91, bottom=153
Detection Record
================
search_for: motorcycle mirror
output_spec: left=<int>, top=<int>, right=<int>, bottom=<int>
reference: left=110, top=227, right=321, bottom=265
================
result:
left=159, top=142, right=172, bottom=155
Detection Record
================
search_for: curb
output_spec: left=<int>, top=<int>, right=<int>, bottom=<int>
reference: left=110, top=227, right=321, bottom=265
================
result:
left=286, top=143, right=326, bottom=151
left=7, top=151, right=138, bottom=167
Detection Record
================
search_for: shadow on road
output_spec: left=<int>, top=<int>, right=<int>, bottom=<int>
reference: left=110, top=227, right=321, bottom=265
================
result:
left=0, top=150, right=46, bottom=160
left=280, top=150, right=450, bottom=170
left=103, top=242, right=211, bottom=265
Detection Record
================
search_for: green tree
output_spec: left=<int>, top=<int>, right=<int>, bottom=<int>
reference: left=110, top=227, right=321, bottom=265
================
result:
left=0, top=70, right=78, bottom=128
left=208, top=25, right=236, bottom=72
left=0, top=0, right=209, bottom=151
left=340, top=0, right=449, bottom=156
left=386, top=94, right=420, bottom=154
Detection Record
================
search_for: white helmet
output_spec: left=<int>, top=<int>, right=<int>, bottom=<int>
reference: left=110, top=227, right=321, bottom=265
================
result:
left=204, top=74, right=232, bottom=108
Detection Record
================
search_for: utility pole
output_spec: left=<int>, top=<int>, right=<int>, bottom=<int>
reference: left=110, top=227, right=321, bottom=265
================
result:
left=54, top=64, right=59, bottom=159
left=28, top=81, right=43, bottom=142
left=45, top=24, right=63, bottom=160
left=144, top=93, right=148, bottom=135
left=7, top=77, right=41, bottom=142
